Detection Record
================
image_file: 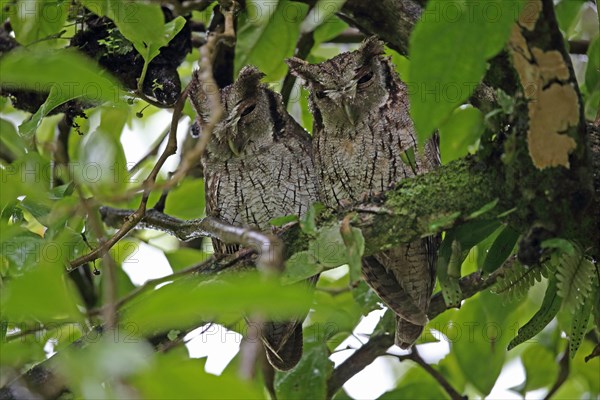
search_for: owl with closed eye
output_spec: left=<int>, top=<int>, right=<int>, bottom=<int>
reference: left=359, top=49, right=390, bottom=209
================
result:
left=287, top=37, right=440, bottom=348
left=189, top=66, right=319, bottom=370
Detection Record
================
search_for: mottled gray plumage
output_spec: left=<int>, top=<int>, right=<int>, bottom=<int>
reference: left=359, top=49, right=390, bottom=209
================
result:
left=287, top=37, right=439, bottom=348
left=189, top=66, right=318, bottom=369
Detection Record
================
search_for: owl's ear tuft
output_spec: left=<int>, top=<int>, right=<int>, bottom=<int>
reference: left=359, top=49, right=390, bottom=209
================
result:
left=286, top=57, right=316, bottom=84
left=237, top=66, right=265, bottom=86
left=189, top=69, right=217, bottom=124
left=359, top=36, right=385, bottom=61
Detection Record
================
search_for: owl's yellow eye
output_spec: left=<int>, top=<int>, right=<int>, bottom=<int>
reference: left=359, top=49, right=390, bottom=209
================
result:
left=357, top=71, right=374, bottom=85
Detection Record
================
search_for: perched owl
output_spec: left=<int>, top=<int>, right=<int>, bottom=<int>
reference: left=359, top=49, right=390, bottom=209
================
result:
left=189, top=66, right=319, bottom=370
left=287, top=37, right=440, bottom=348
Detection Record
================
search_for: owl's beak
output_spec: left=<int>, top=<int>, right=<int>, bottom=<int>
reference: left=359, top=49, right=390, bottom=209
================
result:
left=343, top=100, right=359, bottom=126
left=228, top=138, right=241, bottom=156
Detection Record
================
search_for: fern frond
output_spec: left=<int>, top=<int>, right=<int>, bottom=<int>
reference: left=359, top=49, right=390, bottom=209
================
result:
left=493, top=261, right=546, bottom=302
left=508, top=276, right=562, bottom=350
left=555, top=249, right=596, bottom=313
left=569, top=275, right=598, bottom=358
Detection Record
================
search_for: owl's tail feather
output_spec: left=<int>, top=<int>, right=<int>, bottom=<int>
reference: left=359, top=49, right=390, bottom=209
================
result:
left=362, top=255, right=429, bottom=326
left=263, top=323, right=303, bottom=371
left=395, top=317, right=424, bottom=349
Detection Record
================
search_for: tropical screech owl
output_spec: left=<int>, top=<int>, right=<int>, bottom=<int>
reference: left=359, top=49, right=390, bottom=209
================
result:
left=189, top=66, right=319, bottom=370
left=287, top=37, right=440, bottom=348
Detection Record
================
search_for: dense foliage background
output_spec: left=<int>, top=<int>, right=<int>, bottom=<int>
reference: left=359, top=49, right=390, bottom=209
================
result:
left=0, top=0, right=599, bottom=399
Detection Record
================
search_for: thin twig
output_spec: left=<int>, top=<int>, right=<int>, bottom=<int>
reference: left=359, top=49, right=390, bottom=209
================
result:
left=99, top=207, right=284, bottom=273
left=128, top=125, right=171, bottom=175
left=404, top=348, right=465, bottom=400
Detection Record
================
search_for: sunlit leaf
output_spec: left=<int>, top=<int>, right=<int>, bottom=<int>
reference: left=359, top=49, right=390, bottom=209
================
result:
left=409, top=0, right=525, bottom=142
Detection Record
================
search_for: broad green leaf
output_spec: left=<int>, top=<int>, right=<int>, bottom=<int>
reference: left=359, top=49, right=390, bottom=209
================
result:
left=541, top=238, right=575, bottom=255
left=0, top=225, right=43, bottom=275
left=521, top=344, right=559, bottom=391
left=380, top=365, right=450, bottom=399
left=0, top=119, right=26, bottom=159
left=351, top=280, right=382, bottom=314
left=313, top=16, right=348, bottom=44
left=164, top=178, right=205, bottom=220
left=122, top=275, right=313, bottom=335
left=1, top=48, right=123, bottom=105
left=300, top=202, right=325, bottom=235
left=59, top=336, right=153, bottom=399
left=508, top=277, right=562, bottom=350
left=165, top=248, right=212, bottom=272
left=7, top=0, right=69, bottom=47
left=245, top=0, right=280, bottom=26
left=0, top=338, right=46, bottom=368
left=310, top=290, right=362, bottom=339
left=132, top=353, right=263, bottom=399
left=301, top=0, right=347, bottom=34
left=409, top=0, right=525, bottom=142
left=340, top=224, right=364, bottom=283
left=308, top=225, right=348, bottom=268
left=482, top=225, right=519, bottom=274
left=270, top=214, right=299, bottom=227
left=235, top=0, right=309, bottom=80
left=439, top=105, right=484, bottom=164
left=585, top=36, right=599, bottom=94
left=555, top=0, right=586, bottom=38
left=0, top=248, right=84, bottom=324
left=451, top=292, right=512, bottom=396
left=0, top=153, right=52, bottom=207
left=77, top=128, right=128, bottom=191
left=275, top=341, right=333, bottom=400
left=281, top=251, right=321, bottom=285
left=22, top=86, right=67, bottom=137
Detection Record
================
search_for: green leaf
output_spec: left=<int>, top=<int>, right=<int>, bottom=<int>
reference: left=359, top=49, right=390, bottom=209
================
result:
left=482, top=225, right=519, bottom=274
left=300, top=0, right=347, bottom=34
left=0, top=225, right=44, bottom=276
left=381, top=364, right=450, bottom=399
left=439, top=105, right=484, bottom=164
left=409, top=0, right=525, bottom=142
left=0, top=119, right=26, bottom=159
left=452, top=291, right=513, bottom=396
left=555, top=0, right=586, bottom=38
left=275, top=341, right=333, bottom=399
left=59, top=336, right=154, bottom=399
left=584, top=36, right=599, bottom=93
left=313, top=16, right=348, bottom=44
left=308, top=225, right=348, bottom=268
left=235, top=0, right=309, bottom=80
left=281, top=251, right=321, bottom=285
left=1, top=48, right=123, bottom=105
left=541, top=238, right=575, bottom=255
left=521, top=344, right=559, bottom=391
left=340, top=224, right=364, bottom=283
left=132, top=353, right=263, bottom=399
left=122, top=274, right=313, bottom=335
left=508, top=277, right=562, bottom=350
left=8, top=0, right=69, bottom=47
left=165, top=248, right=212, bottom=273
left=270, top=214, right=299, bottom=227
left=164, top=178, right=205, bottom=220
left=1, top=249, right=84, bottom=324
left=437, top=237, right=463, bottom=307
left=300, top=202, right=325, bottom=235
left=77, top=128, right=128, bottom=191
